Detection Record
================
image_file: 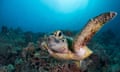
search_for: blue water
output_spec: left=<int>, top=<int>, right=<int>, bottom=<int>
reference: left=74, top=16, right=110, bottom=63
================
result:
left=1, top=0, right=120, bottom=72
left=0, top=0, right=120, bottom=33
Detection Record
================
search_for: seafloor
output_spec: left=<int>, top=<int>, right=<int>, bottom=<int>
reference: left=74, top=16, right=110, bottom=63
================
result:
left=0, top=26, right=120, bottom=72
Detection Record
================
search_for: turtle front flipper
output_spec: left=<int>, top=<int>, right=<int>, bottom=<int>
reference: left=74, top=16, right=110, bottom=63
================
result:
left=73, top=12, right=117, bottom=59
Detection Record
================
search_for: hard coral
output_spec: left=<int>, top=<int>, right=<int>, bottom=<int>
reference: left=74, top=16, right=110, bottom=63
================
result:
left=22, top=42, right=35, bottom=61
left=24, top=32, right=33, bottom=44
left=50, top=63, right=82, bottom=72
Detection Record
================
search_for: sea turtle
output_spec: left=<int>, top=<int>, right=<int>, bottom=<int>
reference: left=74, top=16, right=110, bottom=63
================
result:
left=41, top=12, right=117, bottom=67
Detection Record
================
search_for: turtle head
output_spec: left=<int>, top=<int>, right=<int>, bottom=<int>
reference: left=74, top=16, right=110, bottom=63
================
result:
left=46, top=30, right=69, bottom=53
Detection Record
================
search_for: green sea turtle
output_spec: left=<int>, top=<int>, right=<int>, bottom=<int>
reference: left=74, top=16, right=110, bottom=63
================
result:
left=41, top=12, right=117, bottom=67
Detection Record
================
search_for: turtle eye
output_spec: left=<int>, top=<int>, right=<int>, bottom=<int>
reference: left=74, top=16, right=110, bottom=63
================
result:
left=58, top=32, right=62, bottom=37
left=57, top=30, right=63, bottom=37
left=53, top=30, right=63, bottom=39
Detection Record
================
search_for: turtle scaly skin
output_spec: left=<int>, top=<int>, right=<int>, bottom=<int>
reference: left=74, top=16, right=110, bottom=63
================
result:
left=73, top=12, right=117, bottom=50
left=41, top=12, right=117, bottom=66
left=73, top=12, right=117, bottom=59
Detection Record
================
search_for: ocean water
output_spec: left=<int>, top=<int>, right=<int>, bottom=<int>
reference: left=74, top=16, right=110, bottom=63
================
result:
left=0, top=0, right=120, bottom=72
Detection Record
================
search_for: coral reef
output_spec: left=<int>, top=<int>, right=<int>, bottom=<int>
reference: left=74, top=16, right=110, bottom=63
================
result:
left=0, top=25, right=120, bottom=72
